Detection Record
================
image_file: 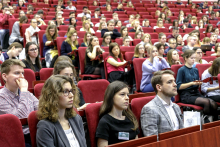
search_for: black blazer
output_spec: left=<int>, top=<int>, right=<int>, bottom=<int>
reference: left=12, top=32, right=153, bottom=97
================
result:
left=36, top=115, right=87, bottom=147
left=101, top=29, right=121, bottom=39
left=61, top=41, right=79, bottom=57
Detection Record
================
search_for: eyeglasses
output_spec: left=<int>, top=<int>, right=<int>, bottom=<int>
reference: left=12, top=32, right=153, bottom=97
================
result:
left=29, top=48, right=38, bottom=52
left=63, top=89, right=75, bottom=96
left=196, top=52, right=203, bottom=54
left=139, top=47, right=144, bottom=49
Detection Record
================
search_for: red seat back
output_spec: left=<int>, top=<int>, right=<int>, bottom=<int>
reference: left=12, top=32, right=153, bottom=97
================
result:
left=34, top=83, right=44, bottom=99
left=202, top=56, right=216, bottom=63
left=195, top=63, right=212, bottom=79
left=78, top=47, right=88, bottom=74
left=56, top=37, right=66, bottom=56
left=28, top=111, right=39, bottom=147
left=78, top=79, right=109, bottom=103
left=171, top=64, right=184, bottom=79
left=133, top=39, right=141, bottom=46
left=78, top=31, right=86, bottom=38
left=206, top=51, right=215, bottom=56
left=9, top=19, right=18, bottom=35
left=0, top=114, right=25, bottom=147
left=133, top=58, right=146, bottom=92
left=103, top=52, right=109, bottom=80
left=24, top=69, right=36, bottom=89
left=39, top=68, right=53, bottom=81
left=125, top=52, right=134, bottom=61
left=58, top=25, right=69, bottom=31
left=155, top=28, right=169, bottom=33
left=131, top=96, right=155, bottom=137
left=85, top=103, right=102, bottom=147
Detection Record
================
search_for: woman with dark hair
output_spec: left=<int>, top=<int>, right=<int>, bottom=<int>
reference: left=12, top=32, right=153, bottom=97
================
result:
left=169, top=19, right=179, bottom=30
left=155, top=43, right=165, bottom=57
left=81, top=32, right=92, bottom=47
left=96, top=81, right=139, bottom=146
left=85, top=36, right=105, bottom=78
left=106, top=43, right=133, bottom=83
left=167, top=49, right=181, bottom=66
left=64, top=25, right=76, bottom=37
left=22, top=42, right=42, bottom=72
left=43, top=25, right=59, bottom=67
left=9, top=15, right=28, bottom=45
left=205, top=24, right=213, bottom=33
left=159, top=13, right=166, bottom=21
left=17, top=0, right=25, bottom=7
left=120, top=26, right=133, bottom=40
left=176, top=34, right=184, bottom=46
left=202, top=15, right=209, bottom=25
left=61, top=30, right=79, bottom=67
left=192, top=47, right=208, bottom=67
left=202, top=58, right=220, bottom=103
left=101, top=34, right=111, bottom=47
left=69, top=17, right=76, bottom=27
left=36, top=75, right=87, bottom=146
left=176, top=50, right=218, bottom=122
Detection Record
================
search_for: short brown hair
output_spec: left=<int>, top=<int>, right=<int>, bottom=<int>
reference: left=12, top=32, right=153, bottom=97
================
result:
left=8, top=42, right=23, bottom=50
left=1, top=59, right=25, bottom=82
left=182, top=49, right=195, bottom=61
left=151, top=70, right=174, bottom=93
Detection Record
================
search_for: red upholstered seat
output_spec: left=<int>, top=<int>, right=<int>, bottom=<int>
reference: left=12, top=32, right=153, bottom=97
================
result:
left=9, top=18, right=18, bottom=35
left=28, top=111, right=39, bottom=147
left=85, top=103, right=102, bottom=147
left=195, top=64, right=212, bottom=79
left=56, top=37, right=66, bottom=56
left=202, top=56, right=216, bottom=63
left=39, top=68, right=53, bottom=81
left=78, top=79, right=109, bottom=103
left=0, top=114, right=25, bottom=147
left=131, top=96, right=155, bottom=137
left=103, top=52, right=109, bottom=80
left=34, top=83, right=44, bottom=99
left=78, top=47, right=101, bottom=79
left=38, top=30, right=46, bottom=57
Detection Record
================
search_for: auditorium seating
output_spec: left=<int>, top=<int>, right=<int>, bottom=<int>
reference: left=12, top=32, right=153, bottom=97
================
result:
left=28, top=111, right=39, bottom=147
left=39, top=68, right=53, bottom=81
left=195, top=64, right=212, bottom=79
left=34, top=83, right=44, bottom=99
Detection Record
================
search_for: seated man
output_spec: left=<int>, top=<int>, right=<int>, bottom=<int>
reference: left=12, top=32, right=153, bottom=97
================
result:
left=125, top=14, right=135, bottom=27
left=53, top=0, right=65, bottom=9
left=141, top=70, right=183, bottom=138
left=182, top=35, right=196, bottom=52
left=111, top=13, right=119, bottom=23
left=113, top=3, right=125, bottom=12
left=213, top=2, right=220, bottom=9
left=164, top=38, right=180, bottom=54
left=65, top=11, right=77, bottom=22
left=26, top=6, right=34, bottom=15
left=196, top=7, right=202, bottom=13
left=210, top=34, right=217, bottom=46
left=0, top=59, right=39, bottom=146
left=101, top=20, right=121, bottom=40
left=102, top=0, right=110, bottom=7
left=95, top=16, right=106, bottom=27
left=77, top=6, right=91, bottom=18
left=209, top=11, right=218, bottom=20
left=65, top=1, right=76, bottom=10
left=159, top=1, right=168, bottom=8
left=122, top=37, right=130, bottom=46
left=154, top=33, right=169, bottom=47
left=129, top=20, right=143, bottom=33
left=167, top=27, right=179, bottom=39
left=175, top=0, right=184, bottom=5
left=0, top=6, right=15, bottom=48
left=180, top=18, right=193, bottom=30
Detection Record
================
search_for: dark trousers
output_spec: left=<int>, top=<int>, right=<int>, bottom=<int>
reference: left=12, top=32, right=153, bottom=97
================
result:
left=24, top=133, right=32, bottom=147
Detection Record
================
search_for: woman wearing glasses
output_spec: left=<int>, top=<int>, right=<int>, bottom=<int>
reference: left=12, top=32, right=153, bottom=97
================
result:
left=22, top=42, right=42, bottom=72
left=36, top=75, right=87, bottom=147
left=25, top=19, right=40, bottom=45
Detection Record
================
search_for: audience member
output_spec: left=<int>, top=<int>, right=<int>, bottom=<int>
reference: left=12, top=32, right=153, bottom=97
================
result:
left=176, top=34, right=184, bottom=46
left=176, top=50, right=218, bottom=123
left=164, top=38, right=180, bottom=54
left=120, top=26, right=133, bottom=41
left=139, top=34, right=152, bottom=45
left=167, top=49, right=181, bottom=66
left=81, top=32, right=92, bottom=47
left=155, top=43, right=165, bottom=57
left=66, top=1, right=76, bottom=10
left=154, top=33, right=169, bottom=46
left=129, top=20, right=143, bottom=33
left=167, top=27, right=179, bottom=39
left=153, top=18, right=165, bottom=30
left=140, top=45, right=170, bottom=93
left=142, top=19, right=151, bottom=28
left=97, top=22, right=107, bottom=32
left=36, top=75, right=87, bottom=146
left=80, top=20, right=95, bottom=34
left=182, top=35, right=197, bottom=52
left=96, top=81, right=139, bottom=146
left=101, top=34, right=111, bottom=47
left=180, top=18, right=193, bottom=30
left=211, top=43, right=220, bottom=56
left=192, top=47, right=208, bottom=67
left=34, top=14, right=46, bottom=26
left=77, top=6, right=91, bottom=18
left=101, top=20, right=121, bottom=40
left=69, top=17, right=77, bottom=27
left=111, top=13, right=119, bottom=23
left=55, top=14, right=65, bottom=27
left=53, top=0, right=65, bottom=9
left=0, top=59, right=39, bottom=146
left=115, top=20, right=122, bottom=28
left=113, top=3, right=124, bottom=12
left=210, top=34, right=217, bottom=46
left=93, top=8, right=101, bottom=18
left=125, top=14, right=135, bottom=27
left=134, top=31, right=142, bottom=39
left=95, top=16, right=106, bottom=27
left=17, top=0, right=25, bottom=7
left=25, top=19, right=40, bottom=45
left=122, top=37, right=130, bottom=46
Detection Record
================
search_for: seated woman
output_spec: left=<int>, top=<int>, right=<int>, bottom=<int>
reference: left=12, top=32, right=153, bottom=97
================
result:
left=195, top=19, right=204, bottom=30
left=176, top=50, right=218, bottom=122
left=9, top=16, right=28, bottom=45
left=139, top=33, right=152, bottom=45
left=202, top=37, right=211, bottom=45
left=106, top=4, right=112, bottom=12
left=159, top=12, right=166, bottom=21
left=22, top=42, right=42, bottom=72
left=129, top=20, right=143, bottom=33
left=169, top=19, right=179, bottom=30
left=43, top=25, right=59, bottom=67
left=155, top=43, right=165, bottom=57
left=101, top=34, right=111, bottom=47
left=122, top=37, right=131, bottom=47
left=126, top=1, right=134, bottom=8
left=167, top=49, right=181, bottom=66
left=81, top=32, right=92, bottom=47
left=36, top=75, right=87, bottom=146
left=48, top=20, right=55, bottom=25
left=134, top=31, right=142, bottom=39
left=61, top=30, right=79, bottom=67
left=64, top=25, right=76, bottom=37
left=17, top=0, right=25, bottom=7
left=202, top=58, right=220, bottom=103
left=106, top=43, right=133, bottom=84
left=133, top=44, right=145, bottom=60
left=34, top=14, right=46, bottom=27
left=0, top=42, right=23, bottom=62
left=25, top=19, right=40, bottom=45
left=96, top=81, right=139, bottom=147
left=97, top=22, right=107, bottom=32
left=140, top=45, right=170, bottom=93
left=142, top=19, right=151, bottom=28
left=192, top=47, right=208, bottom=67
left=175, top=34, right=184, bottom=46
left=213, top=28, right=220, bottom=39
left=153, top=18, right=165, bottom=30
left=120, top=26, right=133, bottom=41
left=178, top=14, right=184, bottom=24
left=53, top=60, right=89, bottom=110
left=115, top=20, right=122, bottom=28
left=85, top=36, right=105, bottom=78
left=80, top=20, right=95, bottom=34
left=69, top=17, right=76, bottom=27
left=211, top=43, right=220, bottom=56
left=205, top=24, right=213, bottom=33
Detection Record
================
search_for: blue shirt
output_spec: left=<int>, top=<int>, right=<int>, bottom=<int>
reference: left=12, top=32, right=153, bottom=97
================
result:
left=164, top=48, right=180, bottom=54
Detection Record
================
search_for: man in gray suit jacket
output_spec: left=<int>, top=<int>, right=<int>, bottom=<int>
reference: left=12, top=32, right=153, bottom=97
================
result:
left=141, top=70, right=184, bottom=138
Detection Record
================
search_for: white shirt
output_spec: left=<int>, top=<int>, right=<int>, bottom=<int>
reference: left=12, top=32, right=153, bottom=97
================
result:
left=153, top=26, right=165, bottom=29
left=64, top=126, right=80, bottom=147
left=158, top=95, right=179, bottom=130
left=77, top=13, right=91, bottom=18
left=79, top=28, right=95, bottom=34
left=95, top=22, right=100, bottom=27
left=66, top=6, right=76, bottom=10
left=126, top=23, right=132, bottom=27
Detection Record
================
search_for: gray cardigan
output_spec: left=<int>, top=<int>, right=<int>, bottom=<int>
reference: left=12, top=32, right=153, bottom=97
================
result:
left=36, top=114, right=87, bottom=147
left=9, top=21, right=23, bottom=45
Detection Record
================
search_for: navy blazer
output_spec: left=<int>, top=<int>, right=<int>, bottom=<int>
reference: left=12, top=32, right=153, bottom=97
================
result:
left=61, top=41, right=79, bottom=57
left=101, top=29, right=121, bottom=39
left=36, top=115, right=87, bottom=147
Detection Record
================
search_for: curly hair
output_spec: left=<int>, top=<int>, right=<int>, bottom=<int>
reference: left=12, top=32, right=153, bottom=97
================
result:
left=37, top=75, right=79, bottom=122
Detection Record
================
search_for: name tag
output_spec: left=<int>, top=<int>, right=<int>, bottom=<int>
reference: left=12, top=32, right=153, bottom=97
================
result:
left=118, top=132, right=129, bottom=140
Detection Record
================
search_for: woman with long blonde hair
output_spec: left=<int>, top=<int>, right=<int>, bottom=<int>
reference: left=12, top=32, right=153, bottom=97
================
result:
left=80, top=20, right=95, bottom=34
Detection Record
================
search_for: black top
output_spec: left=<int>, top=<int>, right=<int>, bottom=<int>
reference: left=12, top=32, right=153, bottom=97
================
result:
left=101, top=29, right=121, bottom=40
left=55, top=21, right=65, bottom=26
left=113, top=8, right=124, bottom=12
left=22, top=59, right=40, bottom=72
left=53, top=5, right=65, bottom=9
left=96, top=114, right=139, bottom=145
left=81, top=42, right=88, bottom=47
left=78, top=87, right=85, bottom=106
left=129, top=28, right=136, bottom=32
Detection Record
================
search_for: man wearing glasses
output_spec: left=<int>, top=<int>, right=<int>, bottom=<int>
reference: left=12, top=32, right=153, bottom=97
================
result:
left=0, top=59, right=39, bottom=146
left=164, top=38, right=180, bottom=54
left=0, top=6, right=15, bottom=49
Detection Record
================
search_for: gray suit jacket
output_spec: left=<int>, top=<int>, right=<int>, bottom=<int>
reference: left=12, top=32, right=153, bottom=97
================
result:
left=36, top=115, right=87, bottom=147
left=141, top=96, right=184, bottom=138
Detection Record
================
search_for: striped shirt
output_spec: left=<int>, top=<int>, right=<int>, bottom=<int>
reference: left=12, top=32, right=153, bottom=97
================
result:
left=0, top=86, right=39, bottom=134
